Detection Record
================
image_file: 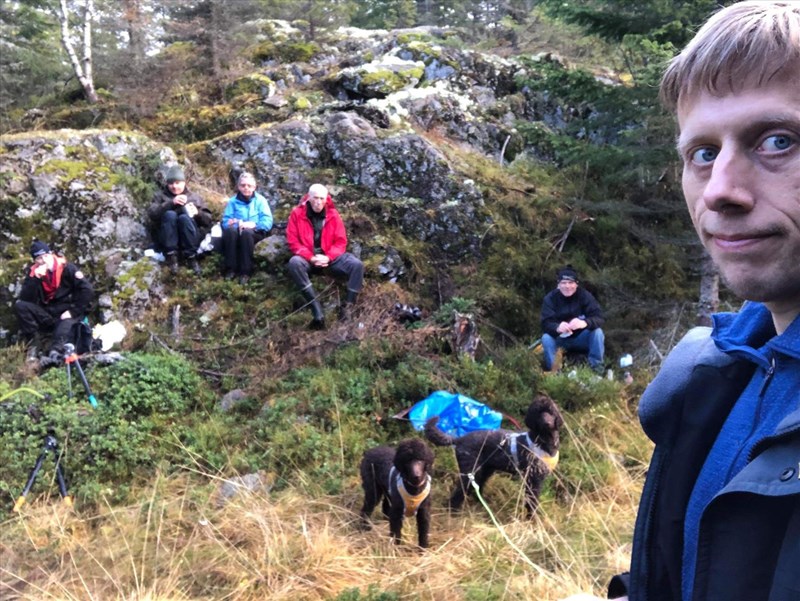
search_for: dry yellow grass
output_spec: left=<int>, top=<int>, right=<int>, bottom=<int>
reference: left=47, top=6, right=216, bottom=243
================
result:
left=2, top=404, right=649, bottom=601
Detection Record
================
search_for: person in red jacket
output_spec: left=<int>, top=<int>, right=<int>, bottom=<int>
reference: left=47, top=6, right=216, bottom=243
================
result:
left=286, top=184, right=364, bottom=329
left=15, top=240, right=94, bottom=359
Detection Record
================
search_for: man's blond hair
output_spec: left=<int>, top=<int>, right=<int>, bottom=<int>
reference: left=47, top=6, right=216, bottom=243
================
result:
left=661, top=1, right=800, bottom=111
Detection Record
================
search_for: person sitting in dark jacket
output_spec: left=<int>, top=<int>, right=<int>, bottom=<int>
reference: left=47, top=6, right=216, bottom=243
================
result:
left=15, top=240, right=94, bottom=358
left=148, top=165, right=213, bottom=276
left=540, top=265, right=605, bottom=373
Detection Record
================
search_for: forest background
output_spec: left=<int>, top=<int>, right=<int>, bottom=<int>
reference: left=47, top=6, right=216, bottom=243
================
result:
left=1, top=1, right=739, bottom=600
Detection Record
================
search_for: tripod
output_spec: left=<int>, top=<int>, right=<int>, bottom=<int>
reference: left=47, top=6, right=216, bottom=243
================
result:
left=63, top=342, right=98, bottom=408
left=13, top=433, right=72, bottom=511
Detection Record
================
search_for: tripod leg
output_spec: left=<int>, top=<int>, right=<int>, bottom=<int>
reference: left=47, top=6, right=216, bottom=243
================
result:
left=54, top=459, right=73, bottom=508
left=67, top=362, right=73, bottom=399
left=72, top=359, right=98, bottom=408
left=13, top=451, right=48, bottom=512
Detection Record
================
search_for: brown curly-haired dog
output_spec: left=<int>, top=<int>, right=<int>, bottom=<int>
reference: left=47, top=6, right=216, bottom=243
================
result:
left=424, top=394, right=563, bottom=515
left=359, top=438, right=435, bottom=548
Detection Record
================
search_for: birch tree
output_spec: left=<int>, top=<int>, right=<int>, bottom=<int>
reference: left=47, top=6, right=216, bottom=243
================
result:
left=57, top=0, right=99, bottom=103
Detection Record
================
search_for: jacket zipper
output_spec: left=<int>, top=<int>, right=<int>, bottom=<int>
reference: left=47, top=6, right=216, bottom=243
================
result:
left=757, top=353, right=776, bottom=398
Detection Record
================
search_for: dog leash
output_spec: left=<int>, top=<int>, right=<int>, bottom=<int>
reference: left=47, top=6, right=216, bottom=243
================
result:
left=466, top=472, right=552, bottom=579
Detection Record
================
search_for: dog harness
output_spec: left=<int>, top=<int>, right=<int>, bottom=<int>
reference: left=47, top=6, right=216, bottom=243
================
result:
left=389, top=466, right=432, bottom=517
left=508, top=433, right=559, bottom=472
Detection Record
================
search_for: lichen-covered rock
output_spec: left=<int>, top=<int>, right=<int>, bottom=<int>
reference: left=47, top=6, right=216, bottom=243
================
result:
left=329, top=55, right=425, bottom=100
left=0, top=129, right=179, bottom=328
left=225, top=73, right=276, bottom=100
left=204, top=120, right=322, bottom=205
left=111, top=257, right=167, bottom=321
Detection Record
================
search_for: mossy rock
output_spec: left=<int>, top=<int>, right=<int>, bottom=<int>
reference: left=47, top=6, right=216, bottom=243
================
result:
left=249, top=40, right=321, bottom=64
left=336, top=63, right=425, bottom=99
left=225, top=74, right=275, bottom=100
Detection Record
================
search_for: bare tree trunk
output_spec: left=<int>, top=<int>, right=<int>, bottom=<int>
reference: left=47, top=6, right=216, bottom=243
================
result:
left=122, top=0, right=146, bottom=72
left=697, top=253, right=719, bottom=326
left=58, top=0, right=99, bottom=103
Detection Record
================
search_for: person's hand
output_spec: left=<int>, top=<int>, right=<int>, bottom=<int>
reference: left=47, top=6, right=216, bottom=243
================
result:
left=185, top=202, right=198, bottom=218
left=227, top=218, right=239, bottom=228
left=33, top=263, right=48, bottom=278
left=567, top=317, right=588, bottom=331
left=556, top=321, right=573, bottom=335
left=238, top=220, right=256, bottom=231
left=60, top=310, right=72, bottom=320
left=311, top=254, right=330, bottom=268
left=173, top=194, right=187, bottom=206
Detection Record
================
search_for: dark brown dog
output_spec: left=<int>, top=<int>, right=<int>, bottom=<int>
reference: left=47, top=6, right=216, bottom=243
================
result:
left=359, top=438, right=435, bottom=548
left=424, top=394, right=563, bottom=515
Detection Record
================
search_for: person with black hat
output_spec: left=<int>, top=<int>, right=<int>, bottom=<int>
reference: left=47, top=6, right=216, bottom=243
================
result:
left=148, top=164, right=213, bottom=275
left=15, top=240, right=94, bottom=358
left=540, top=265, right=605, bottom=373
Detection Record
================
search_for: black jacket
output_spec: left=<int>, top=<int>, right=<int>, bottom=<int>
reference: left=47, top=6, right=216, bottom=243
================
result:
left=19, top=257, right=94, bottom=319
left=622, top=327, right=800, bottom=601
left=540, top=287, right=604, bottom=338
left=148, top=186, right=213, bottom=235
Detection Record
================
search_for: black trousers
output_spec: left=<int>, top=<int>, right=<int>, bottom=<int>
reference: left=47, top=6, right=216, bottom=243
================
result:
left=222, top=227, right=268, bottom=276
left=159, top=210, right=199, bottom=258
left=15, top=299, right=77, bottom=351
left=287, top=253, right=364, bottom=294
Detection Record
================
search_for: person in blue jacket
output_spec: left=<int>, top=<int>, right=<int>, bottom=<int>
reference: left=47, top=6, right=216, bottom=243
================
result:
left=562, top=3, right=800, bottom=601
left=221, top=172, right=273, bottom=285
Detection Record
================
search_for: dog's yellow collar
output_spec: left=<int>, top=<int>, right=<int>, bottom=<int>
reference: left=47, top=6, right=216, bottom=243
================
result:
left=391, top=468, right=432, bottom=517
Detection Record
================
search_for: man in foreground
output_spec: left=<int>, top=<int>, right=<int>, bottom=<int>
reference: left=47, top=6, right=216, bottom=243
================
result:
left=286, top=184, right=364, bottom=328
left=15, top=240, right=94, bottom=359
left=564, top=2, right=800, bottom=600
left=540, top=265, right=605, bottom=373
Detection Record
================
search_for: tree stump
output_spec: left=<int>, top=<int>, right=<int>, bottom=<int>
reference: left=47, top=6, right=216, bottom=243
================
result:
left=452, top=311, right=480, bottom=359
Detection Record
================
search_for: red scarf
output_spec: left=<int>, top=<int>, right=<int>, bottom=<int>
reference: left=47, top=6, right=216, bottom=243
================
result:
left=30, top=256, right=66, bottom=303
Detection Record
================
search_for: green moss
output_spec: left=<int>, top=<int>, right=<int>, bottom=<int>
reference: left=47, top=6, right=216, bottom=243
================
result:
left=38, top=159, right=111, bottom=181
left=225, top=73, right=274, bottom=99
left=293, top=96, right=311, bottom=110
left=249, top=40, right=320, bottom=63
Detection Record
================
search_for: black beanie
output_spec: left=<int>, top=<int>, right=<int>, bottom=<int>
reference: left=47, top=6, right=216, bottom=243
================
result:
left=30, top=240, right=51, bottom=258
left=166, top=165, right=186, bottom=182
left=557, top=265, right=578, bottom=282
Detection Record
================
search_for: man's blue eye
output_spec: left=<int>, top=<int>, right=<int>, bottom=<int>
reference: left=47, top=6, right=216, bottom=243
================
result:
left=691, top=147, right=718, bottom=164
left=762, top=134, right=793, bottom=152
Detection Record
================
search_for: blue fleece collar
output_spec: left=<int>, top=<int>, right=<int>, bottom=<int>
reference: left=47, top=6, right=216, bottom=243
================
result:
left=712, top=302, right=800, bottom=365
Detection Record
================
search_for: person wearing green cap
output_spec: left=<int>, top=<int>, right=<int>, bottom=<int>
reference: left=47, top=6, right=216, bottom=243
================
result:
left=148, top=164, right=213, bottom=275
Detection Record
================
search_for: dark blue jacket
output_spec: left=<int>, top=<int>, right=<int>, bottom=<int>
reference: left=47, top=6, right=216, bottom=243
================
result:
left=540, top=287, right=604, bottom=338
left=621, top=304, right=800, bottom=601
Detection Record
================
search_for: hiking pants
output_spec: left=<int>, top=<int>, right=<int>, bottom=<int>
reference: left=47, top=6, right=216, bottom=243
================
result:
left=542, top=328, right=605, bottom=371
left=222, top=227, right=268, bottom=276
left=159, top=210, right=199, bottom=258
left=287, top=253, right=364, bottom=295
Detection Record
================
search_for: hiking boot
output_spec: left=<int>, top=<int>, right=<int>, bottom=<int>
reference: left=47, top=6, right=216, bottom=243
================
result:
left=187, top=256, right=201, bottom=276
left=338, top=303, right=352, bottom=322
left=224, top=270, right=236, bottom=281
left=308, top=317, right=326, bottom=330
left=166, top=252, right=179, bottom=275
left=238, top=274, right=250, bottom=286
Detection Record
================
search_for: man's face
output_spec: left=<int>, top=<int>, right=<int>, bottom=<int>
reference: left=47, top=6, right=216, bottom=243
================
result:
left=238, top=177, right=256, bottom=197
left=309, top=190, right=326, bottom=213
left=167, top=180, right=186, bottom=195
left=557, top=279, right=578, bottom=297
left=678, top=74, right=800, bottom=314
left=34, top=252, right=54, bottom=271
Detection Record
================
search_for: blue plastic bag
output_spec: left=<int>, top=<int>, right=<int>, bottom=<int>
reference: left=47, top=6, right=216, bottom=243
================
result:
left=408, top=390, right=502, bottom=437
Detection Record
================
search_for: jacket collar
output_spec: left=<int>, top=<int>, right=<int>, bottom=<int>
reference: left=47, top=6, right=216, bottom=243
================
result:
left=713, top=302, right=800, bottom=363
